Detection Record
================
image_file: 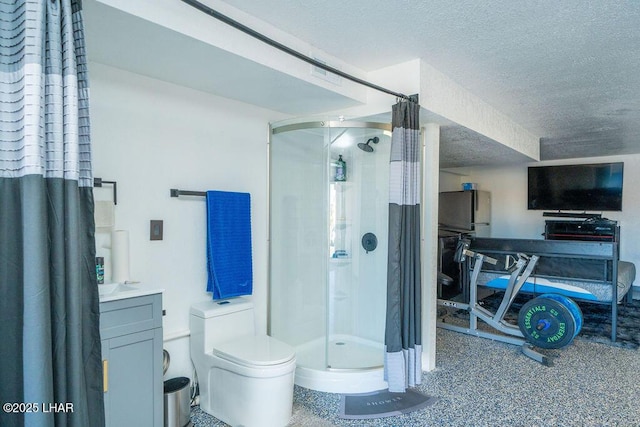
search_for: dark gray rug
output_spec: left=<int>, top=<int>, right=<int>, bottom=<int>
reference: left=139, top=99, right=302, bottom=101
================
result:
left=339, top=388, right=438, bottom=420
left=448, top=292, right=640, bottom=349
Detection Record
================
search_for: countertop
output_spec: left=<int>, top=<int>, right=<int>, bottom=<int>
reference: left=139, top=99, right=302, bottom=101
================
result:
left=98, top=282, right=164, bottom=303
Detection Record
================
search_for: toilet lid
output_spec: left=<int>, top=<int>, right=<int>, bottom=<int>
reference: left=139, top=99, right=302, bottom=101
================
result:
left=213, top=335, right=295, bottom=367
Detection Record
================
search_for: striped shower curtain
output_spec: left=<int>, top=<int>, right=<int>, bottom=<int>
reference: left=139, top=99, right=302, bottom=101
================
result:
left=384, top=99, right=422, bottom=393
left=0, top=1, right=104, bottom=426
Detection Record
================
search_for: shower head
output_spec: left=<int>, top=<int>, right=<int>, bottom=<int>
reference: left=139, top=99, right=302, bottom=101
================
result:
left=357, top=142, right=374, bottom=152
left=357, top=136, right=379, bottom=153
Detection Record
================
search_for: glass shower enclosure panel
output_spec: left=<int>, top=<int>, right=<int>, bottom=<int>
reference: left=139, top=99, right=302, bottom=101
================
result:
left=269, top=125, right=328, bottom=368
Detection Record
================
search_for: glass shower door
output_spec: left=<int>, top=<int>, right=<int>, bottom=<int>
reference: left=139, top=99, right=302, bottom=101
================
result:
left=326, top=126, right=390, bottom=370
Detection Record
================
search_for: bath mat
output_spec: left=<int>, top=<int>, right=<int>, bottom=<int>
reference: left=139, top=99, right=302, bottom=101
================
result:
left=339, top=388, right=438, bottom=420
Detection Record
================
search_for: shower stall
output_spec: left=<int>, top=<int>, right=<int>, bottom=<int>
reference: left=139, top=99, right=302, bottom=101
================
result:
left=269, top=120, right=392, bottom=393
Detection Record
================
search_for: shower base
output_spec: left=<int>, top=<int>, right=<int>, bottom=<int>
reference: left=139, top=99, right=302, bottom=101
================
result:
left=293, top=335, right=388, bottom=393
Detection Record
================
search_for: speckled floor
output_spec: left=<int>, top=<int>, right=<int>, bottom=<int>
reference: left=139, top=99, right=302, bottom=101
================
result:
left=190, top=328, right=640, bottom=426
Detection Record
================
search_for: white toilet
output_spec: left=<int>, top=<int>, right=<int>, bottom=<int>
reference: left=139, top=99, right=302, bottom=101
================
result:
left=190, top=297, right=296, bottom=427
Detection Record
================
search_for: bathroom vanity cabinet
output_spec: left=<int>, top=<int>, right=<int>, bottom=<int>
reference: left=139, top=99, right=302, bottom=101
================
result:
left=100, top=292, right=163, bottom=427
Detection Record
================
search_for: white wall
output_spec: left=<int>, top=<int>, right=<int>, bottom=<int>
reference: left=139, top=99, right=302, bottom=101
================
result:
left=90, top=62, right=287, bottom=380
left=440, top=155, right=640, bottom=284
left=439, top=170, right=465, bottom=193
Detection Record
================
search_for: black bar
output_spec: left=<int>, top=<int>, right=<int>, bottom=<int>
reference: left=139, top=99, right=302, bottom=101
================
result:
left=542, top=211, right=602, bottom=219
left=170, top=189, right=207, bottom=198
left=94, top=177, right=118, bottom=205
left=470, top=237, right=615, bottom=259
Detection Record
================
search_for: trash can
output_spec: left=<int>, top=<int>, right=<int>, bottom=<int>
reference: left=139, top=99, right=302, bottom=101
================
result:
left=164, top=377, right=191, bottom=427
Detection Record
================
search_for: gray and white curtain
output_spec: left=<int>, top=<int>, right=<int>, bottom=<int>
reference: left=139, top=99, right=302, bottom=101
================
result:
left=0, top=1, right=104, bottom=426
left=384, top=99, right=421, bottom=393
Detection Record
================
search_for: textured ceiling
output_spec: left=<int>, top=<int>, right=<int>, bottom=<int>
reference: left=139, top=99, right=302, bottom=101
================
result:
left=439, top=125, right=533, bottom=168
left=220, top=0, right=640, bottom=165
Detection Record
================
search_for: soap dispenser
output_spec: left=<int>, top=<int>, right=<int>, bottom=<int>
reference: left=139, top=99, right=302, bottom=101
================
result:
left=335, top=155, right=346, bottom=182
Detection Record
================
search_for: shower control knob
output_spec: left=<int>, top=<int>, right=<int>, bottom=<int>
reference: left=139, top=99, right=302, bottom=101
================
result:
left=361, top=232, right=378, bottom=253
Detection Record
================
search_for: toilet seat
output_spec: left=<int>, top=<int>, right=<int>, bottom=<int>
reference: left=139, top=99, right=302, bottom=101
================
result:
left=213, top=335, right=295, bottom=367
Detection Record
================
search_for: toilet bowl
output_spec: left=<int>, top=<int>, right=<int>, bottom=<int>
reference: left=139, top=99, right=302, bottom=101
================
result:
left=190, top=298, right=296, bottom=427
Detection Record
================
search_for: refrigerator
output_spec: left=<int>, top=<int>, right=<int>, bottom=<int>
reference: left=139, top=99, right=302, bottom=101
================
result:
left=438, top=190, right=491, bottom=237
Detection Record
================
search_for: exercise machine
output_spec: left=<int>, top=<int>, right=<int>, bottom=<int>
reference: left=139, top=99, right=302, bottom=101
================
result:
left=437, top=240, right=583, bottom=365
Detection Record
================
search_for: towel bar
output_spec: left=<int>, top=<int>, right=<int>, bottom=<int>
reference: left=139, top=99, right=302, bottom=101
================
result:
left=170, top=189, right=206, bottom=198
left=95, top=178, right=118, bottom=204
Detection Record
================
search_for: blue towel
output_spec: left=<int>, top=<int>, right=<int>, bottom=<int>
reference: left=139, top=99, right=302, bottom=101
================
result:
left=206, top=191, right=253, bottom=299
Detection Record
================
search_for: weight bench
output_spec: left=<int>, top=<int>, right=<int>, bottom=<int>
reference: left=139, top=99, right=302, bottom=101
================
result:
left=438, top=246, right=582, bottom=365
left=468, top=237, right=636, bottom=342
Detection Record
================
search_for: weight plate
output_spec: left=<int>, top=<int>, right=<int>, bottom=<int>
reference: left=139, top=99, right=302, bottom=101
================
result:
left=518, top=297, right=577, bottom=349
left=539, top=293, right=583, bottom=337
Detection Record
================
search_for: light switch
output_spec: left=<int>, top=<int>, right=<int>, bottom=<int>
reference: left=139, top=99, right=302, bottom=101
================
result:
left=150, top=220, right=163, bottom=240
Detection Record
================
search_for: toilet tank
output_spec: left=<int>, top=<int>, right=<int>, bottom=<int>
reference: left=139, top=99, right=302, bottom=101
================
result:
left=190, top=298, right=256, bottom=351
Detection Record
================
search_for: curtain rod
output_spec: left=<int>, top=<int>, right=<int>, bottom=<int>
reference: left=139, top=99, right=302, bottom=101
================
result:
left=181, top=0, right=417, bottom=102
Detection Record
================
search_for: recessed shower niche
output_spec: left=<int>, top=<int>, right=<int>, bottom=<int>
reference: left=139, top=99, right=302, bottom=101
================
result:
left=269, top=120, right=392, bottom=393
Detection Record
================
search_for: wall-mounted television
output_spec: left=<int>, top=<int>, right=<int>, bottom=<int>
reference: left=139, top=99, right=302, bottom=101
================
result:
left=528, top=162, right=624, bottom=211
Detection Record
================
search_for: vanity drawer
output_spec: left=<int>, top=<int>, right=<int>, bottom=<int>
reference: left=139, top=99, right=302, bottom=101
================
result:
left=100, top=293, right=162, bottom=339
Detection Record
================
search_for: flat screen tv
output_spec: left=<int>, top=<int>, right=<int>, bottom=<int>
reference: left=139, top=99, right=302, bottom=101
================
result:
left=528, top=162, right=623, bottom=211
